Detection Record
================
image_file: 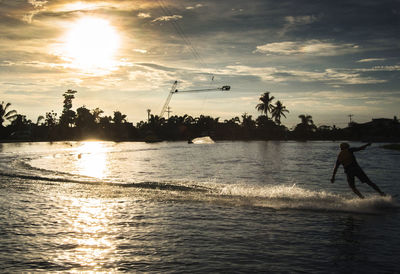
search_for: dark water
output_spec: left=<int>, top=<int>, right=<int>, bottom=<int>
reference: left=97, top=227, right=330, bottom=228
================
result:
left=0, top=141, right=399, bottom=272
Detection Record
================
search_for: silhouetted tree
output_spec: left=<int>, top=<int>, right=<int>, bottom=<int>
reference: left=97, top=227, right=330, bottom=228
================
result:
left=92, top=108, right=104, bottom=124
left=99, top=116, right=112, bottom=126
left=113, top=111, right=127, bottom=124
left=293, top=114, right=316, bottom=139
left=75, top=106, right=95, bottom=128
left=256, top=92, right=275, bottom=119
left=36, top=115, right=44, bottom=126
left=0, top=101, right=17, bottom=127
left=255, top=115, right=286, bottom=139
left=196, top=115, right=219, bottom=135
left=298, top=114, right=315, bottom=127
left=59, top=89, right=77, bottom=127
left=45, top=111, right=58, bottom=127
left=240, top=113, right=256, bottom=139
left=183, top=115, right=195, bottom=126
left=10, top=114, right=31, bottom=129
left=74, top=106, right=97, bottom=139
left=241, top=113, right=256, bottom=129
left=271, top=100, right=289, bottom=125
left=224, top=116, right=240, bottom=125
left=256, top=115, right=275, bottom=129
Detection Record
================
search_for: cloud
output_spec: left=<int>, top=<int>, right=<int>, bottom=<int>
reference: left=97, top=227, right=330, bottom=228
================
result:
left=285, top=15, right=318, bottom=25
left=17, top=1, right=159, bottom=23
left=186, top=4, right=204, bottom=10
left=222, top=65, right=386, bottom=85
left=28, top=0, right=48, bottom=8
left=280, top=15, right=319, bottom=36
left=355, top=65, right=400, bottom=72
left=133, top=49, right=148, bottom=54
left=53, top=2, right=107, bottom=12
left=357, top=58, right=386, bottom=63
left=255, top=40, right=359, bottom=56
left=138, top=12, right=151, bottom=18
left=152, top=15, right=183, bottom=22
left=23, top=0, right=48, bottom=23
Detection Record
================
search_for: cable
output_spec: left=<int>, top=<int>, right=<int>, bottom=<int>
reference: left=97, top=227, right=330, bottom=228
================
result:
left=156, top=0, right=214, bottom=81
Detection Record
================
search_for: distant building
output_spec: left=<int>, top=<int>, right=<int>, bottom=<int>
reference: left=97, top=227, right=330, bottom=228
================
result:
left=346, top=117, right=400, bottom=141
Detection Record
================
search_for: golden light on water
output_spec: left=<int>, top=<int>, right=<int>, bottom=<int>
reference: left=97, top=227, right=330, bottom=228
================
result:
left=76, top=141, right=109, bottom=179
left=62, top=17, right=120, bottom=74
left=56, top=198, right=115, bottom=269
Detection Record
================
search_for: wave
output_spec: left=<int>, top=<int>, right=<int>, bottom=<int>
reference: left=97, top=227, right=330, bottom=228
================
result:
left=216, top=184, right=399, bottom=214
left=0, top=172, right=209, bottom=192
left=1, top=164, right=397, bottom=215
left=191, top=136, right=215, bottom=144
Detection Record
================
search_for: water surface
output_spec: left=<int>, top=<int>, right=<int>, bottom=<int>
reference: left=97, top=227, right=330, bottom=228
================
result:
left=0, top=141, right=399, bottom=272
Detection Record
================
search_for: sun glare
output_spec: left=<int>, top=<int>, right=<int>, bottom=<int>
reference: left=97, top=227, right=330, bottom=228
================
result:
left=63, top=17, right=120, bottom=73
left=76, top=141, right=109, bottom=178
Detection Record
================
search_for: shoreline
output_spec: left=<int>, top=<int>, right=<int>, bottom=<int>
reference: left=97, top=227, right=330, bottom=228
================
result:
left=381, top=144, right=400, bottom=150
left=1, top=138, right=399, bottom=144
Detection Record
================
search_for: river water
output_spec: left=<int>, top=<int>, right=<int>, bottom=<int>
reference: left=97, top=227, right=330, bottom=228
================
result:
left=0, top=140, right=399, bottom=272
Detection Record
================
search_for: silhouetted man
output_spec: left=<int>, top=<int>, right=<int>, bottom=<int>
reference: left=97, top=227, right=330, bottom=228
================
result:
left=331, top=142, right=385, bottom=199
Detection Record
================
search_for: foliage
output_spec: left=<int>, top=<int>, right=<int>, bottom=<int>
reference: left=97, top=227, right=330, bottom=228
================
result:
left=1, top=89, right=399, bottom=142
left=59, top=89, right=77, bottom=127
left=113, top=111, right=127, bottom=124
left=11, top=114, right=31, bottom=128
left=45, top=111, right=58, bottom=127
left=255, top=92, right=275, bottom=119
left=271, top=100, right=289, bottom=125
left=293, top=114, right=317, bottom=139
left=0, top=101, right=17, bottom=127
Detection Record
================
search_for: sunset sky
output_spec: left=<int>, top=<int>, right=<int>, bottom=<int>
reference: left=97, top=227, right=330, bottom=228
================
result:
left=1, top=0, right=399, bottom=127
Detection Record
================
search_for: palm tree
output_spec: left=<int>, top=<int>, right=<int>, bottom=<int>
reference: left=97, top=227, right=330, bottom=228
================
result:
left=298, top=114, right=314, bottom=126
left=271, top=101, right=289, bottom=125
left=294, top=114, right=316, bottom=139
left=241, top=113, right=255, bottom=128
left=113, top=111, right=127, bottom=124
left=92, top=108, right=104, bottom=124
left=255, top=92, right=275, bottom=119
left=0, top=101, right=17, bottom=127
left=36, top=115, right=44, bottom=126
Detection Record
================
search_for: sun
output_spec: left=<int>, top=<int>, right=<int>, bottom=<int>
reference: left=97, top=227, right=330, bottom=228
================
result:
left=63, top=17, right=120, bottom=73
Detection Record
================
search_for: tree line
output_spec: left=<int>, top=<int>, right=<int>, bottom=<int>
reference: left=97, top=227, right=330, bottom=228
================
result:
left=1, top=90, right=399, bottom=142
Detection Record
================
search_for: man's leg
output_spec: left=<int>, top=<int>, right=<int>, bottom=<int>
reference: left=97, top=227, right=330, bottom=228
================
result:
left=365, top=179, right=386, bottom=196
left=347, top=174, right=364, bottom=199
left=357, top=170, right=386, bottom=196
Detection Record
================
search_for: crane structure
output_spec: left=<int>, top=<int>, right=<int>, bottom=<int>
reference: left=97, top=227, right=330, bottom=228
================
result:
left=159, top=81, right=231, bottom=117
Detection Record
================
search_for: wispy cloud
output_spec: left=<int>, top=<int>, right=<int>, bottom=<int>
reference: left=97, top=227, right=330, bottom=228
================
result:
left=355, top=65, right=400, bottom=72
left=255, top=40, right=359, bottom=56
left=0, top=0, right=399, bottom=124
left=222, top=65, right=385, bottom=85
left=23, top=0, right=48, bottom=23
left=28, top=0, right=48, bottom=8
left=280, top=15, right=319, bottom=36
left=138, top=12, right=151, bottom=18
left=152, top=15, right=183, bottom=22
left=186, top=4, right=204, bottom=10
left=133, top=49, right=148, bottom=54
left=285, top=15, right=318, bottom=25
left=357, top=58, right=386, bottom=63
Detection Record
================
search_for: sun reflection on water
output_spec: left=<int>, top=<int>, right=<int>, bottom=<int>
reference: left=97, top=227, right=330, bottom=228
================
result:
left=76, top=141, right=109, bottom=179
left=56, top=197, right=115, bottom=270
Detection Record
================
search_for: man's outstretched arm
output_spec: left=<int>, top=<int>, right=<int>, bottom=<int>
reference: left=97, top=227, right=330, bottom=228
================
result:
left=352, top=143, right=371, bottom=152
left=331, top=160, right=340, bottom=183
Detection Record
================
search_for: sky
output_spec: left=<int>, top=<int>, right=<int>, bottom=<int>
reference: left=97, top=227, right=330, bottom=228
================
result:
left=0, top=0, right=399, bottom=128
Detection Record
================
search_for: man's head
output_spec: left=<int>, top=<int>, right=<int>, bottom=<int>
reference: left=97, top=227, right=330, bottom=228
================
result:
left=340, top=142, right=350, bottom=150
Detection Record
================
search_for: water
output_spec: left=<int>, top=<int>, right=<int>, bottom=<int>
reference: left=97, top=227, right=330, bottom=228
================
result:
left=0, top=141, right=399, bottom=272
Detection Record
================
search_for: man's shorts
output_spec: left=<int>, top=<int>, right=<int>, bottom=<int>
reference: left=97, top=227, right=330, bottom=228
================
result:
left=345, top=165, right=370, bottom=186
